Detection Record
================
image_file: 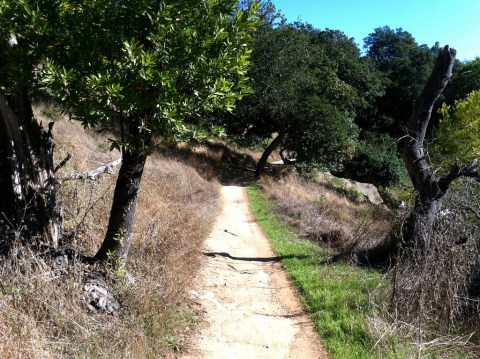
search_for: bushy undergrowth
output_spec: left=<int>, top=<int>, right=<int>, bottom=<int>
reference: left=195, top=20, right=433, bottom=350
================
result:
left=336, top=134, right=405, bottom=188
left=0, top=105, right=221, bottom=358
left=385, top=179, right=480, bottom=357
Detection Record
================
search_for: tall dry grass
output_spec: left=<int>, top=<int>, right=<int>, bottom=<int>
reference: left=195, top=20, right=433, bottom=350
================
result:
left=258, top=173, right=394, bottom=254
left=0, top=104, right=221, bottom=358
left=357, top=178, right=480, bottom=358
left=380, top=180, right=480, bottom=356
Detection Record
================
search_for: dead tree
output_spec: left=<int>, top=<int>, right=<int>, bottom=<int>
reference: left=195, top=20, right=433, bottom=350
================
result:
left=398, top=46, right=476, bottom=251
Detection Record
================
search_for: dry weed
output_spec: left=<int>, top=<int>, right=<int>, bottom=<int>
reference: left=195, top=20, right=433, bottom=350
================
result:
left=391, top=185, right=480, bottom=330
left=258, top=173, right=394, bottom=253
left=370, top=179, right=480, bottom=357
left=0, top=105, right=221, bottom=358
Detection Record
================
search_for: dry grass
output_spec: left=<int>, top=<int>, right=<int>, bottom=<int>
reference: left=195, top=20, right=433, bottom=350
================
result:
left=256, top=170, right=480, bottom=357
left=0, top=103, right=221, bottom=358
left=383, top=181, right=480, bottom=356
left=367, top=180, right=480, bottom=358
left=258, top=173, right=394, bottom=255
left=392, top=217, right=477, bottom=331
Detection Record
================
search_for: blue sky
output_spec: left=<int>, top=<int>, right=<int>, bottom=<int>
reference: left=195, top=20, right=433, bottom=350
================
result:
left=271, top=0, right=480, bottom=61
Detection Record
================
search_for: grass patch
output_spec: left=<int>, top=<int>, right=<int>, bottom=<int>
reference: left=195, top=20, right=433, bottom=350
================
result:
left=247, top=185, right=402, bottom=358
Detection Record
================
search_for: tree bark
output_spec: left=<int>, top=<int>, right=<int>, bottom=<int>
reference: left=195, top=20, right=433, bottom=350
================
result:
left=94, top=119, right=151, bottom=263
left=0, top=90, right=60, bottom=245
left=280, top=148, right=296, bottom=165
left=398, top=46, right=456, bottom=250
left=255, top=131, right=285, bottom=177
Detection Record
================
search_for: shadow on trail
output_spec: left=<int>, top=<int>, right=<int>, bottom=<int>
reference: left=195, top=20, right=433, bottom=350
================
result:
left=202, top=251, right=309, bottom=263
left=156, top=141, right=258, bottom=186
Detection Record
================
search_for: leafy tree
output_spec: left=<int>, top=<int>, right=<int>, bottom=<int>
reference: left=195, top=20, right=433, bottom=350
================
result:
left=337, top=133, right=404, bottom=187
left=443, top=58, right=480, bottom=106
left=239, top=0, right=284, bottom=24
left=227, top=22, right=381, bottom=176
left=397, top=46, right=480, bottom=251
left=430, top=90, right=480, bottom=170
left=363, top=26, right=437, bottom=132
left=1, top=1, right=259, bottom=263
left=338, top=26, right=436, bottom=188
left=0, top=0, right=78, bottom=245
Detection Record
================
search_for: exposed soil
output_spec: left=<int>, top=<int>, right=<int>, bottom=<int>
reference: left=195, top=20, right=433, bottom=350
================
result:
left=181, top=185, right=327, bottom=358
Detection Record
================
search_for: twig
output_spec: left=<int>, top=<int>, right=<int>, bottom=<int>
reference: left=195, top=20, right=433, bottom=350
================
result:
left=54, top=153, right=72, bottom=173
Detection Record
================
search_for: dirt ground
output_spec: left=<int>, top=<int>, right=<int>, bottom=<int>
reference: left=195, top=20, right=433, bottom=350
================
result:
left=181, top=185, right=327, bottom=359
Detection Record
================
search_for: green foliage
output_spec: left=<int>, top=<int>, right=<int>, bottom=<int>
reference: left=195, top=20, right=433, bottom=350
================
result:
left=444, top=59, right=480, bottom=105
left=2, top=0, right=259, bottom=150
left=337, top=134, right=405, bottom=187
left=225, top=21, right=384, bottom=169
left=430, top=90, right=480, bottom=171
left=363, top=26, right=437, bottom=131
left=347, top=187, right=366, bottom=204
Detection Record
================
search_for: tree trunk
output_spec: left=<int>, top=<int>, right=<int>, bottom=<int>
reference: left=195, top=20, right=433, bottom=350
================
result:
left=94, top=119, right=151, bottom=263
left=402, top=195, right=444, bottom=249
left=255, top=131, right=285, bottom=177
left=398, top=46, right=456, bottom=251
left=0, top=90, right=60, bottom=246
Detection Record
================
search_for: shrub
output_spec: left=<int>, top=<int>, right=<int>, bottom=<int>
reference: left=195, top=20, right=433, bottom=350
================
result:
left=337, top=134, right=405, bottom=187
left=392, top=178, right=480, bottom=342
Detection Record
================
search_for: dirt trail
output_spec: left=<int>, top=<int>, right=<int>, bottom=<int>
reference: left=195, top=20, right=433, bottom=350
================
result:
left=182, top=185, right=327, bottom=359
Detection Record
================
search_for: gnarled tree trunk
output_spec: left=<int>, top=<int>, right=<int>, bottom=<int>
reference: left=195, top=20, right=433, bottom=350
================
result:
left=0, top=90, right=60, bottom=246
left=398, top=46, right=463, bottom=251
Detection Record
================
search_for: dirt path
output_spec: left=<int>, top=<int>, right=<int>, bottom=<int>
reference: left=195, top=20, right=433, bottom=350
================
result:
left=181, top=185, right=327, bottom=359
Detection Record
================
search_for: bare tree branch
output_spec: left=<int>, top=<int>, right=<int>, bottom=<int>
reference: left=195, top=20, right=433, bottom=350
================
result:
left=398, top=45, right=456, bottom=192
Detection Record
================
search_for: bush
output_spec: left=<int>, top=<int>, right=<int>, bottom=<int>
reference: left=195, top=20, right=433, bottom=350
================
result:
left=390, top=179, right=480, bottom=354
left=337, top=134, right=405, bottom=187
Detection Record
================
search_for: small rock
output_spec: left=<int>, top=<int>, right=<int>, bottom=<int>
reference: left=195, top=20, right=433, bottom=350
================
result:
left=82, top=274, right=120, bottom=315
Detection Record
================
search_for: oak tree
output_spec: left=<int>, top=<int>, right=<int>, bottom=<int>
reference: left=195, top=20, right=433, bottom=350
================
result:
left=227, top=22, right=380, bottom=176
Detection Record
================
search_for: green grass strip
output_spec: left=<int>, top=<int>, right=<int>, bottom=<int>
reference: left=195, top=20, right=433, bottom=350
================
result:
left=247, top=185, right=399, bottom=359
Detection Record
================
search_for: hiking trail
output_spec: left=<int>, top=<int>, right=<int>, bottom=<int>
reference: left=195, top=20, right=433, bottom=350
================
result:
left=181, top=185, right=327, bottom=359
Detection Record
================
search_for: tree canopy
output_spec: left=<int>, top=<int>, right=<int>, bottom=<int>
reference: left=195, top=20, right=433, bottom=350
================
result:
left=39, top=0, right=257, bottom=144
left=226, top=21, right=383, bottom=175
left=363, top=26, right=437, bottom=132
left=443, top=58, right=480, bottom=106
left=1, top=0, right=259, bottom=261
left=334, top=26, right=441, bottom=187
